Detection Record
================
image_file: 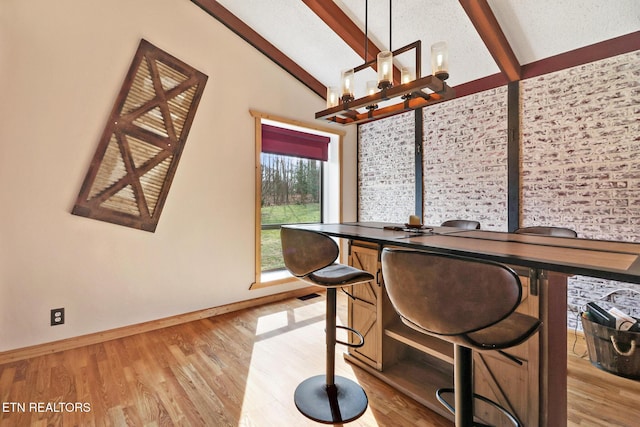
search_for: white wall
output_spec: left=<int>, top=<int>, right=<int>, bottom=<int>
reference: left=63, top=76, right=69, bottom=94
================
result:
left=0, top=0, right=357, bottom=352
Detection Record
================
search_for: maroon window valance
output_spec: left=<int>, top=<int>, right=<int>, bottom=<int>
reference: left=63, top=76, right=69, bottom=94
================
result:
left=261, top=124, right=329, bottom=161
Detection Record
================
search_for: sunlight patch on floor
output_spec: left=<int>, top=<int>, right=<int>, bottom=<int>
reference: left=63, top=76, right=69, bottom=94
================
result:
left=239, top=300, right=385, bottom=427
left=254, top=311, right=289, bottom=335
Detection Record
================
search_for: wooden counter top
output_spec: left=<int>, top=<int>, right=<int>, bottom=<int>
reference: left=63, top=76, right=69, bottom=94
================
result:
left=287, top=222, right=640, bottom=284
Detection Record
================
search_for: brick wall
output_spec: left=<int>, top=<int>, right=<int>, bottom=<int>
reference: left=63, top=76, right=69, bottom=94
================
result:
left=423, top=87, right=509, bottom=230
left=358, top=111, right=415, bottom=222
left=521, top=50, right=640, bottom=326
left=357, top=50, right=640, bottom=328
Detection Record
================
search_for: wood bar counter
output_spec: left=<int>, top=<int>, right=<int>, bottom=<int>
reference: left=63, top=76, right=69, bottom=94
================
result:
left=284, top=222, right=640, bottom=427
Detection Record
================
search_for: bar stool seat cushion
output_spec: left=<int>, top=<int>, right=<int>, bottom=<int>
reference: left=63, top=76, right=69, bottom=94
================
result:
left=464, top=312, right=541, bottom=350
left=399, top=311, right=540, bottom=352
left=309, top=263, right=375, bottom=287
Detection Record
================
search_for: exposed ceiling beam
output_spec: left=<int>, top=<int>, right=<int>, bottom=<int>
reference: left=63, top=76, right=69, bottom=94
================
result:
left=191, top=0, right=326, bottom=98
left=302, top=0, right=401, bottom=85
left=459, top=0, right=521, bottom=82
left=302, top=0, right=377, bottom=63
left=522, top=31, right=640, bottom=79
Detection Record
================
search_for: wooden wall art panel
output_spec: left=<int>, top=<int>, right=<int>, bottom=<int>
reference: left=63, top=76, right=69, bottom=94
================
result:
left=72, top=39, right=207, bottom=232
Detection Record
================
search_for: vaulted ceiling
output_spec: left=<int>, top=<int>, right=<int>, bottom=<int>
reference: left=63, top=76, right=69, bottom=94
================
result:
left=193, top=0, right=640, bottom=101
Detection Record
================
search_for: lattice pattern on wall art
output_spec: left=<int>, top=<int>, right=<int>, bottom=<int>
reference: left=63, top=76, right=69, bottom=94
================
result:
left=72, top=39, right=207, bottom=231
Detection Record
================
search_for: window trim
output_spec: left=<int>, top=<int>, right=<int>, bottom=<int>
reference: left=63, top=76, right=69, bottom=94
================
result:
left=250, top=110, right=345, bottom=289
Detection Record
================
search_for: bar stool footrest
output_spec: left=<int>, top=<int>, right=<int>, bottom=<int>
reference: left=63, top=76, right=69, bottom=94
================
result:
left=335, top=325, right=365, bottom=348
left=436, top=388, right=522, bottom=427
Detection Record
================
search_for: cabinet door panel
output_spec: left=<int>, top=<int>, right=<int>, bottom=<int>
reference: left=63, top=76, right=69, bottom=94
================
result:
left=348, top=244, right=381, bottom=369
left=473, top=270, right=539, bottom=426
left=351, top=299, right=379, bottom=365
left=350, top=246, right=378, bottom=275
left=474, top=352, right=532, bottom=426
left=352, top=281, right=377, bottom=305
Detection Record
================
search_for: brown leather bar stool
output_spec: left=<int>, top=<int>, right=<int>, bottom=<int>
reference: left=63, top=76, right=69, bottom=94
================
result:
left=281, top=226, right=372, bottom=424
left=515, top=226, right=577, bottom=237
left=381, top=249, right=541, bottom=427
left=441, top=220, right=481, bottom=230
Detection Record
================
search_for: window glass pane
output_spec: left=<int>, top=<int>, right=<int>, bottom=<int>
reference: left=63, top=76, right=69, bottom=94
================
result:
left=261, top=153, right=322, bottom=272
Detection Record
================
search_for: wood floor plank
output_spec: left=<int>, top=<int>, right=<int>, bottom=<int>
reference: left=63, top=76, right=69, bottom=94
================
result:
left=0, top=293, right=638, bottom=426
left=566, top=330, right=640, bottom=427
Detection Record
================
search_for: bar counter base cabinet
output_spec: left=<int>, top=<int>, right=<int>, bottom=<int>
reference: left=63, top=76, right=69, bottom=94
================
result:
left=346, top=240, right=568, bottom=427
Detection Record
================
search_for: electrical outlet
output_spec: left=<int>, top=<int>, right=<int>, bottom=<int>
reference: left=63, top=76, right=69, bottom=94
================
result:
left=50, top=308, right=64, bottom=326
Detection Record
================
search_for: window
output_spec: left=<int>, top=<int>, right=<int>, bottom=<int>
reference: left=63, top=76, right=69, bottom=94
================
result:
left=251, top=111, right=344, bottom=288
left=261, top=153, right=323, bottom=271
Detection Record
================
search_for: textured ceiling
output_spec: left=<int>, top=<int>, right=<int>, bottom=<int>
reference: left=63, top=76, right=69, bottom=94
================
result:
left=214, top=0, right=640, bottom=98
left=488, top=0, right=639, bottom=64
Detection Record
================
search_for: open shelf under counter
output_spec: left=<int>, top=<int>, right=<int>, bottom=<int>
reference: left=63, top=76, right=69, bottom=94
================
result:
left=344, top=348, right=454, bottom=421
left=384, top=319, right=454, bottom=364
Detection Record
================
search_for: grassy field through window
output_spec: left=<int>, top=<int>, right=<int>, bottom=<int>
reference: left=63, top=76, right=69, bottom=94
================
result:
left=261, top=203, right=320, bottom=271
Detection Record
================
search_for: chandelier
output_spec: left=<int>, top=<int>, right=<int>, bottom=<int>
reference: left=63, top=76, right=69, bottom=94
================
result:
left=316, top=1, right=455, bottom=125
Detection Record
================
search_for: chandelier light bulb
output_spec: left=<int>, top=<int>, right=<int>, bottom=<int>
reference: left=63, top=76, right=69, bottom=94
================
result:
left=326, top=86, right=340, bottom=108
left=377, top=51, right=393, bottom=89
left=431, top=41, right=449, bottom=80
left=341, top=69, right=355, bottom=102
left=401, top=67, right=414, bottom=84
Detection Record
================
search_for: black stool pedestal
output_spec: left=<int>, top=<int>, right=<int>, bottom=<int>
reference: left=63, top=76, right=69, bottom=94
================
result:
left=294, top=288, right=368, bottom=424
left=294, top=375, right=368, bottom=424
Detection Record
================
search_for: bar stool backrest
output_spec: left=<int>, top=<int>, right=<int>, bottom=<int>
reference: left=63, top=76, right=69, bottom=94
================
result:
left=515, top=226, right=577, bottom=237
left=441, top=220, right=481, bottom=230
left=281, top=227, right=339, bottom=278
left=381, top=249, right=522, bottom=336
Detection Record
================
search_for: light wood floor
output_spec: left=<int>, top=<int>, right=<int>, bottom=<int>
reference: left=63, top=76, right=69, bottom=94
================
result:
left=0, top=292, right=638, bottom=427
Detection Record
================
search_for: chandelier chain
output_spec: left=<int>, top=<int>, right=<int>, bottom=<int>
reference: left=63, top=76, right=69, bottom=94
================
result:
left=388, top=0, right=392, bottom=51
left=364, top=0, right=368, bottom=61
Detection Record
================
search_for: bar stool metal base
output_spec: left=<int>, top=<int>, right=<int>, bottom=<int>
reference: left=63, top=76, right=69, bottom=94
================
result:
left=436, top=389, right=521, bottom=427
left=294, top=375, right=368, bottom=424
left=436, top=346, right=522, bottom=427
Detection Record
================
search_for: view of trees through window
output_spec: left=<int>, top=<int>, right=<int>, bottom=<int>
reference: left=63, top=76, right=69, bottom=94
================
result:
left=261, top=153, right=322, bottom=272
